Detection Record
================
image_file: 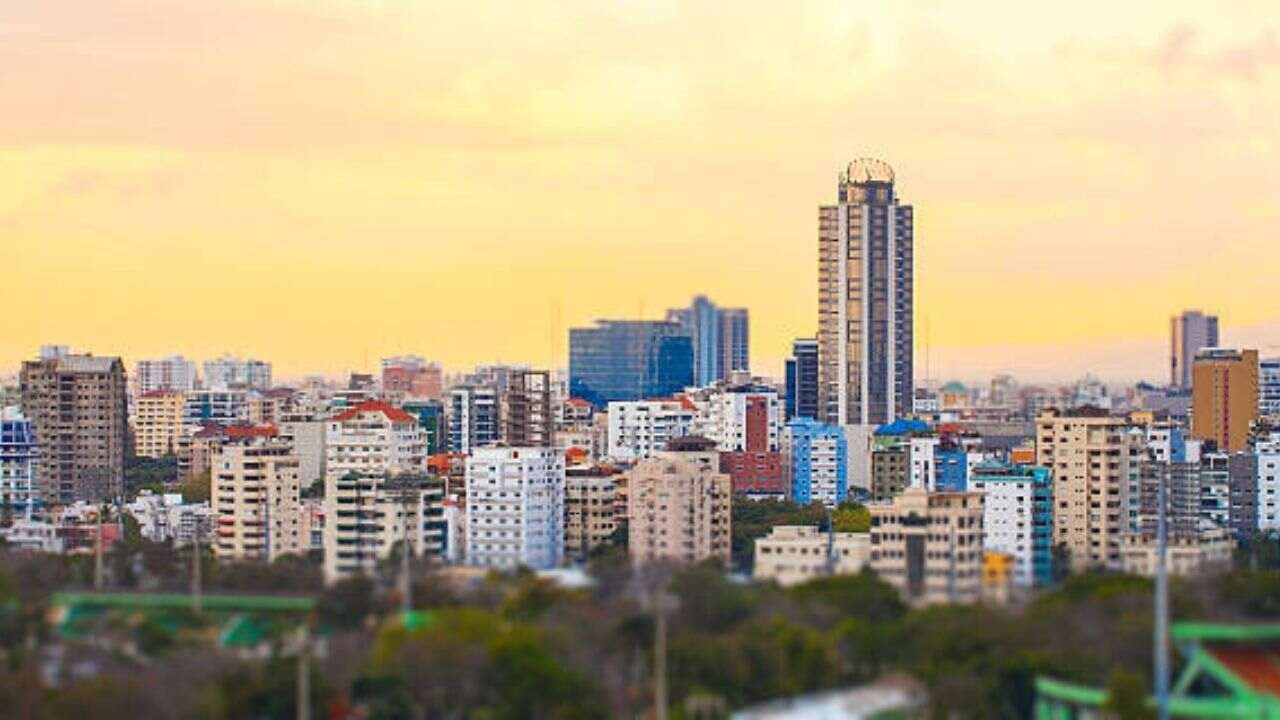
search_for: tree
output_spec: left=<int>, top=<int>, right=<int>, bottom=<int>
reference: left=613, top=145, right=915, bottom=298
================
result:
left=830, top=502, right=871, bottom=533
left=179, top=470, right=211, bottom=504
left=1103, top=669, right=1152, bottom=720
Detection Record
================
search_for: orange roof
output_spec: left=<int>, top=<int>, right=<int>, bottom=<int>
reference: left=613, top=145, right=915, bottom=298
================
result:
left=331, top=401, right=417, bottom=424
left=1208, top=645, right=1280, bottom=695
left=224, top=424, right=279, bottom=438
left=565, top=398, right=592, bottom=408
left=140, top=389, right=181, bottom=399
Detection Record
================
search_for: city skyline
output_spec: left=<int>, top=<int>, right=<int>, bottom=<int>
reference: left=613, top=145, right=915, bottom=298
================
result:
left=4, top=1, right=1280, bottom=382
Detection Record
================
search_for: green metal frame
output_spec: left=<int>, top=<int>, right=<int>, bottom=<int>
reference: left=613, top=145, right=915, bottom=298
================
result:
left=50, top=592, right=316, bottom=648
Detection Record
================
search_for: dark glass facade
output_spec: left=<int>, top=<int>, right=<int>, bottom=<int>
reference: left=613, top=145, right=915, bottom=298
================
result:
left=568, top=320, right=694, bottom=408
left=785, top=337, right=819, bottom=421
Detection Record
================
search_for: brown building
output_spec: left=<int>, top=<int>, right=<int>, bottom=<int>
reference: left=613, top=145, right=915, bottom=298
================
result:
left=20, top=352, right=127, bottom=504
left=1035, top=408, right=1142, bottom=571
left=504, top=369, right=555, bottom=447
left=564, top=466, right=619, bottom=561
left=871, top=446, right=909, bottom=502
left=869, top=488, right=984, bottom=605
left=1191, top=348, right=1259, bottom=453
left=627, top=438, right=732, bottom=566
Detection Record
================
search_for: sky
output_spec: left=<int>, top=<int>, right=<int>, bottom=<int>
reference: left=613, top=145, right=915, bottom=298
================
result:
left=3, top=1, right=1279, bottom=384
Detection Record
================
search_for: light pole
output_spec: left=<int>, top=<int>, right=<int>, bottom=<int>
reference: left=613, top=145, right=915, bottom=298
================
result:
left=1155, top=470, right=1170, bottom=720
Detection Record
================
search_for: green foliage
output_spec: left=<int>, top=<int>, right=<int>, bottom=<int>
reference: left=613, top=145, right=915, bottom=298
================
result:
left=831, top=501, right=871, bottom=533
left=124, top=454, right=179, bottom=491
left=1104, top=669, right=1153, bottom=720
left=731, top=497, right=828, bottom=570
left=180, top=470, right=212, bottom=504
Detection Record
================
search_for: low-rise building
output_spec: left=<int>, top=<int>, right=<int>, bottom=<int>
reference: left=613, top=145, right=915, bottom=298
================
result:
left=124, top=490, right=213, bottom=547
left=1120, top=523, right=1234, bottom=578
left=869, top=488, right=985, bottom=605
left=753, top=525, right=869, bottom=586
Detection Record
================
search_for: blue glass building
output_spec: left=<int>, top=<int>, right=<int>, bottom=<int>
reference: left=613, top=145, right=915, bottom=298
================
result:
left=568, top=320, right=694, bottom=408
left=666, top=296, right=749, bottom=387
left=934, top=448, right=969, bottom=492
left=401, top=399, right=444, bottom=455
left=785, top=337, right=819, bottom=421
left=0, top=408, right=40, bottom=515
left=788, top=417, right=847, bottom=507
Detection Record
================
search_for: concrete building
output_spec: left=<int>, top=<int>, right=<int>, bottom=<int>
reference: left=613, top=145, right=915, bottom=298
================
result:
left=1260, top=357, right=1280, bottom=420
left=869, top=488, right=984, bottom=605
left=969, top=463, right=1053, bottom=587
left=447, top=385, right=499, bottom=453
left=752, top=525, right=870, bottom=587
left=0, top=407, right=39, bottom=515
left=124, top=490, right=212, bottom=547
left=203, top=355, right=272, bottom=390
left=1035, top=409, right=1141, bottom=571
left=134, top=355, right=197, bottom=396
left=788, top=418, right=848, bottom=507
left=564, top=466, right=619, bottom=562
left=380, top=355, right=443, bottom=401
left=568, top=320, right=694, bottom=408
left=627, top=438, right=732, bottom=566
left=211, top=433, right=302, bottom=561
left=465, top=447, right=565, bottom=570
left=817, top=159, right=914, bottom=426
left=1191, top=348, right=1259, bottom=453
left=505, top=369, right=555, bottom=448
left=1121, top=523, right=1233, bottom=578
left=1170, top=310, right=1219, bottom=389
left=785, top=337, right=820, bottom=421
left=323, top=474, right=445, bottom=583
left=326, top=401, right=428, bottom=478
left=278, top=419, right=326, bottom=487
left=133, top=390, right=187, bottom=458
left=606, top=398, right=696, bottom=462
left=665, top=296, right=750, bottom=386
left=1258, top=431, right=1280, bottom=531
left=871, top=446, right=909, bottom=503
left=20, top=352, right=127, bottom=504
left=183, top=389, right=248, bottom=428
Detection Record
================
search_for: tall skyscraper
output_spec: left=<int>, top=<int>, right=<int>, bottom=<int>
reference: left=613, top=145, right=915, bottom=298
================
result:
left=784, top=337, right=819, bottom=421
left=568, top=320, right=694, bottom=408
left=19, top=352, right=128, bottom=504
left=1191, top=348, right=1258, bottom=453
left=666, top=296, right=749, bottom=386
left=817, top=159, right=914, bottom=426
left=1170, top=310, right=1219, bottom=389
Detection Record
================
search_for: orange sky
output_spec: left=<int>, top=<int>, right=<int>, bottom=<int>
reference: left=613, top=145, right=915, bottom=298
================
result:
left=3, top=1, right=1279, bottom=383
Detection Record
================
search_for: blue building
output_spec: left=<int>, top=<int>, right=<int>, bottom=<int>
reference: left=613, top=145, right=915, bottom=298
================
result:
left=0, top=407, right=40, bottom=516
left=568, top=320, right=694, bottom=408
left=788, top=418, right=847, bottom=507
left=970, top=462, right=1053, bottom=587
left=934, top=448, right=969, bottom=492
left=666, top=296, right=749, bottom=387
left=785, top=337, right=819, bottom=421
left=447, top=385, right=498, bottom=453
left=401, top=399, right=444, bottom=456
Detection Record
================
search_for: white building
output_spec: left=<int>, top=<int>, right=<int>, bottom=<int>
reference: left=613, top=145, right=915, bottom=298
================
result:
left=211, top=436, right=303, bottom=562
left=323, top=475, right=444, bottom=583
left=753, top=525, right=869, bottom=587
left=203, top=355, right=272, bottom=390
left=692, top=385, right=781, bottom=452
left=279, top=420, right=326, bottom=486
left=124, top=490, right=213, bottom=547
left=326, top=402, right=427, bottom=478
left=465, top=447, right=565, bottom=570
left=1258, top=432, right=1280, bottom=531
left=908, top=436, right=940, bottom=490
left=970, top=467, right=1048, bottom=588
left=134, top=355, right=198, bottom=396
left=1259, top=358, right=1280, bottom=420
left=606, top=399, right=696, bottom=462
left=184, top=389, right=249, bottom=427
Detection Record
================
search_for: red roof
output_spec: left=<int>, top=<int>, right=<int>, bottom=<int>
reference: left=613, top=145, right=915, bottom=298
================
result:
left=565, top=398, right=592, bottom=408
left=224, top=424, right=279, bottom=438
left=331, top=401, right=417, bottom=424
left=1208, top=644, right=1280, bottom=695
left=140, top=389, right=181, bottom=399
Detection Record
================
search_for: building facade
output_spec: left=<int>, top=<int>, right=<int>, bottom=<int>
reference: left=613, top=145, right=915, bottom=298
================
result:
left=1260, top=357, right=1280, bottom=421
left=0, top=407, right=39, bottom=514
left=753, top=525, right=869, bottom=587
left=465, top=447, right=565, bottom=570
left=134, top=355, right=197, bottom=396
left=817, top=159, right=914, bottom=426
left=788, top=418, right=848, bottom=507
left=869, top=488, right=984, bottom=605
left=606, top=398, right=696, bottom=462
left=326, top=401, right=428, bottom=478
left=665, top=296, right=750, bottom=387
left=1170, top=310, right=1219, bottom=389
left=323, top=474, right=444, bottom=583
left=564, top=466, right=618, bottom=562
left=447, top=385, right=499, bottom=454
left=969, top=463, right=1053, bottom=587
left=1191, top=348, right=1259, bottom=453
left=785, top=337, right=820, bottom=421
left=568, top=320, right=694, bottom=408
left=211, top=435, right=302, bottom=562
left=627, top=439, right=732, bottom=566
left=133, top=390, right=187, bottom=458
left=505, top=369, right=556, bottom=448
left=203, top=355, right=272, bottom=390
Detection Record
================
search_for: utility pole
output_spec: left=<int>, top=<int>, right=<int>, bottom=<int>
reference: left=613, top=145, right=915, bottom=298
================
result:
left=1155, top=471, right=1170, bottom=720
left=94, top=502, right=105, bottom=591
left=653, top=586, right=669, bottom=720
left=192, top=522, right=203, bottom=614
left=825, top=505, right=837, bottom=576
left=296, top=624, right=311, bottom=720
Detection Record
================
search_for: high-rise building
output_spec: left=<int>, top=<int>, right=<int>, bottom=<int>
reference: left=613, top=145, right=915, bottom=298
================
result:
left=1035, top=409, right=1142, bottom=571
left=784, top=337, right=819, bottom=421
left=817, top=159, right=914, bottom=426
left=1170, top=310, right=1219, bottom=389
left=606, top=398, right=696, bottom=462
left=211, top=432, right=302, bottom=562
left=1190, top=348, right=1259, bottom=453
left=869, top=488, right=984, bottom=605
left=323, top=474, right=444, bottom=583
left=447, top=385, right=499, bottom=453
left=326, top=401, right=428, bottom=478
left=400, top=399, right=445, bottom=456
left=665, top=296, right=750, bottom=386
left=969, top=463, right=1053, bottom=587
left=627, top=437, right=732, bottom=566
left=1260, top=357, right=1280, bottom=420
left=788, top=418, right=848, bottom=507
left=505, top=369, right=555, bottom=448
left=203, top=355, right=272, bottom=390
left=20, top=352, right=127, bottom=504
left=1257, top=431, right=1280, bottom=532
left=465, top=447, right=565, bottom=570
left=0, top=407, right=39, bottom=515
left=134, top=355, right=197, bottom=396
left=708, top=387, right=784, bottom=498
left=133, top=390, right=187, bottom=458
left=568, top=320, right=693, bottom=408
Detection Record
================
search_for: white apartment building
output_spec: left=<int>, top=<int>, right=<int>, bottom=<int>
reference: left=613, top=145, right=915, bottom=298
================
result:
left=969, top=466, right=1051, bottom=588
left=1259, top=358, right=1280, bottom=420
left=908, top=436, right=940, bottom=490
left=279, top=419, right=326, bottom=486
left=323, top=475, right=444, bottom=583
left=606, top=399, right=696, bottom=462
left=203, top=355, right=272, bottom=390
left=465, top=447, right=565, bottom=570
left=753, top=525, right=869, bottom=587
left=1258, top=432, right=1280, bottom=531
left=211, top=436, right=303, bottom=561
left=124, top=490, right=213, bottom=547
left=134, top=355, right=197, bottom=396
left=326, top=402, right=427, bottom=478
left=184, top=389, right=249, bottom=428
left=690, top=386, right=781, bottom=452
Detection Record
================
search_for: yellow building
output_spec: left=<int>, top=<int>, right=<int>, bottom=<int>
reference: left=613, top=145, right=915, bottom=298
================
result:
left=1191, top=348, right=1259, bottom=453
left=133, top=390, right=187, bottom=458
left=869, top=487, right=985, bottom=605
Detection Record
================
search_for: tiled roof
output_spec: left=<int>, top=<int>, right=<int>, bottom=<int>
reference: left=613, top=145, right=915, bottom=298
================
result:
left=331, top=401, right=417, bottom=424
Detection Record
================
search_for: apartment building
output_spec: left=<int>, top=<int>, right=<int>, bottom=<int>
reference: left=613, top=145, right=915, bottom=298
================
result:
left=606, top=398, right=696, bottom=462
left=0, top=407, right=39, bottom=514
left=326, top=401, right=427, bottom=478
left=1121, top=524, right=1233, bottom=578
left=203, top=355, right=272, bottom=390
left=1258, top=431, right=1280, bottom=531
left=969, top=463, right=1053, bottom=587
left=465, top=447, right=565, bottom=570
left=211, top=434, right=302, bottom=561
left=133, top=390, right=187, bottom=458
left=184, top=389, right=248, bottom=428
left=323, top=474, right=444, bottom=583
left=789, top=418, right=848, bottom=506
left=869, top=488, right=984, bottom=605
left=627, top=438, right=732, bottom=566
left=564, top=466, right=619, bottom=562
left=505, top=369, right=555, bottom=448
left=19, top=351, right=128, bottom=504
left=134, top=355, right=197, bottom=396
left=753, top=525, right=869, bottom=587
left=1035, top=409, right=1142, bottom=571
left=1191, top=348, right=1259, bottom=453
left=448, top=385, right=499, bottom=453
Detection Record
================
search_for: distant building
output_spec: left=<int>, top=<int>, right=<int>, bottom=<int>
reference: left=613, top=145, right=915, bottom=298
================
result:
left=278, top=420, right=326, bottom=487
left=124, top=490, right=212, bottom=547
left=818, top=159, right=914, bottom=426
left=1260, top=357, right=1280, bottom=420
left=504, top=369, right=555, bottom=448
left=969, top=463, right=1053, bottom=587
left=788, top=418, right=848, bottom=507
left=871, top=446, right=908, bottom=503
left=322, top=474, right=444, bottom=583
left=133, top=390, right=186, bottom=458
left=785, top=337, right=820, bottom=421
left=326, top=401, right=427, bottom=478
left=448, top=385, right=499, bottom=453
left=564, top=466, right=618, bottom=562
left=1121, top=523, right=1233, bottom=578
left=400, top=399, right=445, bottom=456
left=380, top=355, right=443, bottom=401
left=0, top=407, right=39, bottom=514
left=211, top=433, right=302, bottom=562
left=20, top=352, right=127, bottom=504
left=627, top=438, right=732, bottom=566
left=1191, top=348, right=1259, bottom=453
left=134, top=355, right=197, bottom=396
left=665, top=296, right=750, bottom=386
left=606, top=398, right=696, bottom=462
left=568, top=320, right=693, bottom=408
left=183, top=388, right=248, bottom=428
left=869, top=488, right=984, bottom=605
left=752, top=525, right=869, bottom=587
left=203, top=355, right=272, bottom=390
left=465, top=447, right=565, bottom=570
left=1170, top=310, right=1219, bottom=389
